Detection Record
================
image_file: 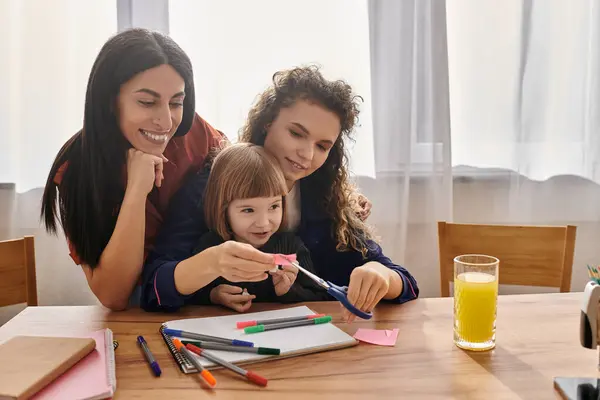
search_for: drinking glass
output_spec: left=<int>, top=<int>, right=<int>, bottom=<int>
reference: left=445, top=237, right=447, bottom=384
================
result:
left=453, top=254, right=499, bottom=351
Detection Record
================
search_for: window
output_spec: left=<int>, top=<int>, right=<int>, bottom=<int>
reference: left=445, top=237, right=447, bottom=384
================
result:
left=168, top=0, right=376, bottom=177
left=446, top=0, right=600, bottom=182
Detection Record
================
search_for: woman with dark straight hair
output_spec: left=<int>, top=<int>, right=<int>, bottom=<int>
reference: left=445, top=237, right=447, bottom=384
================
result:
left=40, top=28, right=278, bottom=310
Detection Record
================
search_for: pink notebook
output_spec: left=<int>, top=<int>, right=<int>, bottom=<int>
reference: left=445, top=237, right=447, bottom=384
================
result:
left=33, top=329, right=116, bottom=400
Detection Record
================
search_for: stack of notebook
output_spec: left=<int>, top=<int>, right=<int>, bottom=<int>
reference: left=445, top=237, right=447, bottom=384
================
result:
left=0, top=328, right=116, bottom=400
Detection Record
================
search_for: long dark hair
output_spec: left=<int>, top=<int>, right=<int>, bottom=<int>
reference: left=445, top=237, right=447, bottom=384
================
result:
left=41, top=28, right=195, bottom=267
left=239, top=65, right=373, bottom=255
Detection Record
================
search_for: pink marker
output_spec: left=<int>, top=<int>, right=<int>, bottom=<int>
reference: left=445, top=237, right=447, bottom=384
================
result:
left=237, top=314, right=326, bottom=329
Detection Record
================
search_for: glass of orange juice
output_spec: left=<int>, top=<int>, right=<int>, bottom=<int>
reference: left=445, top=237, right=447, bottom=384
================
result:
left=453, top=254, right=499, bottom=351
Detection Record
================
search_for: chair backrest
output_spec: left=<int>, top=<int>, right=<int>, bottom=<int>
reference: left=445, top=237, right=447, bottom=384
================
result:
left=437, top=222, right=576, bottom=297
left=0, top=236, right=37, bottom=306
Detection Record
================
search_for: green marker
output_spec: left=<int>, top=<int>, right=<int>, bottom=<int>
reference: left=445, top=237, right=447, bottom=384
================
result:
left=245, top=316, right=332, bottom=334
left=180, top=340, right=280, bottom=355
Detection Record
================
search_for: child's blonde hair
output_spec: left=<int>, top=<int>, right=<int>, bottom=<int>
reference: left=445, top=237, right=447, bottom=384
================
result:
left=204, top=143, right=288, bottom=240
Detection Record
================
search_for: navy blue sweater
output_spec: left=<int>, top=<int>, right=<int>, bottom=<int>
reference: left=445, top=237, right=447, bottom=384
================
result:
left=140, top=168, right=419, bottom=312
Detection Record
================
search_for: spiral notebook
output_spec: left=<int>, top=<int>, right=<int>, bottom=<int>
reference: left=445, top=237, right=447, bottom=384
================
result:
left=160, top=305, right=358, bottom=373
left=32, top=329, right=117, bottom=400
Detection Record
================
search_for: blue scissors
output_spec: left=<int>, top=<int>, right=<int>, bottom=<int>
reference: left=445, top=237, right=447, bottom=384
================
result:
left=285, top=258, right=373, bottom=320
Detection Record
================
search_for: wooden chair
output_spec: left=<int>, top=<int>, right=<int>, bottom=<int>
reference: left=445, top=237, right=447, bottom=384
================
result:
left=437, top=222, right=576, bottom=297
left=0, top=236, right=37, bottom=306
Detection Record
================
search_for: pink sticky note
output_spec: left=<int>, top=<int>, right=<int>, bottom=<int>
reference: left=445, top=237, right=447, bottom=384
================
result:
left=353, top=328, right=399, bottom=346
left=273, top=253, right=296, bottom=265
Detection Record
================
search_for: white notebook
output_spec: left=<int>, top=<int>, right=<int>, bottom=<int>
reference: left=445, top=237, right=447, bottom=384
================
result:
left=161, top=306, right=358, bottom=372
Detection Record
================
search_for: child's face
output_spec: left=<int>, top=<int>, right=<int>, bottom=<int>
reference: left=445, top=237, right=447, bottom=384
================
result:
left=227, top=196, right=283, bottom=247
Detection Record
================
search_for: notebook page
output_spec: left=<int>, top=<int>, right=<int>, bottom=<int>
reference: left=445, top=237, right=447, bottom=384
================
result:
left=165, top=306, right=357, bottom=368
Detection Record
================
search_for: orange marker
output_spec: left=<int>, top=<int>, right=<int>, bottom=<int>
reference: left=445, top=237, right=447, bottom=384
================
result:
left=172, top=338, right=217, bottom=388
left=185, top=343, right=268, bottom=387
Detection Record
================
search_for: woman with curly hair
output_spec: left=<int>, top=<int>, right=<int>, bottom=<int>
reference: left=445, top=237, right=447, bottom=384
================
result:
left=141, top=66, right=419, bottom=321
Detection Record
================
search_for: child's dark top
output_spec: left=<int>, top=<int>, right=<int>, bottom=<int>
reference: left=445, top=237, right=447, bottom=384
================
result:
left=188, top=230, right=330, bottom=307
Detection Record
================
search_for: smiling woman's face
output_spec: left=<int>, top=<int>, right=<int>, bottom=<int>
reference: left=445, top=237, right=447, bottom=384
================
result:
left=117, top=64, right=185, bottom=156
left=263, top=100, right=341, bottom=188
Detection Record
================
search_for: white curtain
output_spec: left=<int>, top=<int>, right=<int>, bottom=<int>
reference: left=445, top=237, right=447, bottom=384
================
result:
left=447, top=0, right=600, bottom=182
left=367, top=0, right=452, bottom=297
left=0, top=1, right=117, bottom=323
left=168, top=0, right=376, bottom=178
left=0, top=0, right=117, bottom=193
left=441, top=0, right=600, bottom=296
left=367, top=0, right=600, bottom=297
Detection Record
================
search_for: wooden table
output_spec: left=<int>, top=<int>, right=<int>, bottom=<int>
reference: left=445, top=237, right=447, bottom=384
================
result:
left=0, top=293, right=597, bottom=399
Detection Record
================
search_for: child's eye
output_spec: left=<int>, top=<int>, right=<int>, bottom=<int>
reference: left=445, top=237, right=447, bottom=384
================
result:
left=138, top=100, right=154, bottom=107
left=289, top=129, right=302, bottom=138
left=241, top=208, right=254, bottom=213
left=270, top=204, right=281, bottom=210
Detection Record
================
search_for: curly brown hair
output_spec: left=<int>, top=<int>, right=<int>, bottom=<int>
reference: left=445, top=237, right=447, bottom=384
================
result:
left=238, top=65, right=374, bottom=256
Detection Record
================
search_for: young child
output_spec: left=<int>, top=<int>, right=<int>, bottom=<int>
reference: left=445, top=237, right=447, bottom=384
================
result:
left=163, top=143, right=328, bottom=312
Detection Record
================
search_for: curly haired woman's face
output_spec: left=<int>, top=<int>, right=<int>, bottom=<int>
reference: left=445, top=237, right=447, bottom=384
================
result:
left=263, top=100, right=340, bottom=188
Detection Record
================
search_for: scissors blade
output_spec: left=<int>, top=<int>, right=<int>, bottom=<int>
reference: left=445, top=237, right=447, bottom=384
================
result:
left=287, top=259, right=330, bottom=290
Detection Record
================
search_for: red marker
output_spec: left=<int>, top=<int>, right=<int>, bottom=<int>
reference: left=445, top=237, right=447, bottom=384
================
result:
left=185, top=343, right=268, bottom=387
left=236, top=313, right=326, bottom=329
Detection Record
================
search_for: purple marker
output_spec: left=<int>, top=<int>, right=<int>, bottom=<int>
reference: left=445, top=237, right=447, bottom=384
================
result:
left=137, top=336, right=161, bottom=377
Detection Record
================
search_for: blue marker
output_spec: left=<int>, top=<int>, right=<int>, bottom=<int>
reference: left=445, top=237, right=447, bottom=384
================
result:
left=163, top=328, right=254, bottom=347
left=137, top=336, right=161, bottom=377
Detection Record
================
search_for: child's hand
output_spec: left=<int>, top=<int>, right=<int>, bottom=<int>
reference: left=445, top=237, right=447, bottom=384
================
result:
left=343, top=264, right=390, bottom=323
left=210, top=284, right=255, bottom=312
left=270, top=265, right=298, bottom=296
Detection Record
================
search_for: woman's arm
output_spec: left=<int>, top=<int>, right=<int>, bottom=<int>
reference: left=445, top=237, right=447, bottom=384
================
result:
left=141, top=167, right=212, bottom=311
left=145, top=240, right=276, bottom=311
left=354, top=245, right=418, bottom=303
left=308, top=234, right=419, bottom=303
left=82, top=149, right=166, bottom=311
left=82, top=187, right=147, bottom=310
left=311, top=238, right=418, bottom=323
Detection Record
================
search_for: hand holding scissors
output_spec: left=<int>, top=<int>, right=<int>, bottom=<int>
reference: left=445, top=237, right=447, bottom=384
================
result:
left=284, top=258, right=373, bottom=320
left=343, top=265, right=391, bottom=323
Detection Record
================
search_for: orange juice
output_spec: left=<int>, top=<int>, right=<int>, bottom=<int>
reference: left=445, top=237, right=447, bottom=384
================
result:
left=454, top=271, right=498, bottom=350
